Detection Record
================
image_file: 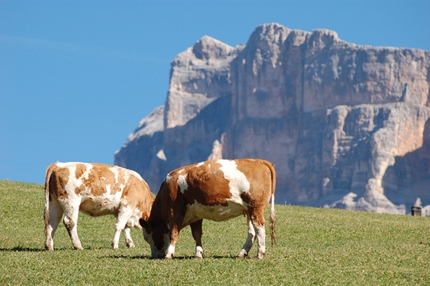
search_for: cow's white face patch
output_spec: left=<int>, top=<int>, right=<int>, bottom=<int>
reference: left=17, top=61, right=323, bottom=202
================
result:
left=218, top=160, right=250, bottom=200
left=177, top=173, right=188, bottom=193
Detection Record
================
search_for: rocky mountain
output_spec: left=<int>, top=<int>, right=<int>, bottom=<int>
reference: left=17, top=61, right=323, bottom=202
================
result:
left=114, top=23, right=430, bottom=214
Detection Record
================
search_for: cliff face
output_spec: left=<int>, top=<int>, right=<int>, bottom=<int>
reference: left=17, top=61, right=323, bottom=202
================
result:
left=115, top=23, right=430, bottom=214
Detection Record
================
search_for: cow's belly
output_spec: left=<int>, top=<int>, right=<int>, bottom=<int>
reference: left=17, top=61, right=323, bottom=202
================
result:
left=79, top=196, right=120, bottom=217
left=182, top=201, right=246, bottom=227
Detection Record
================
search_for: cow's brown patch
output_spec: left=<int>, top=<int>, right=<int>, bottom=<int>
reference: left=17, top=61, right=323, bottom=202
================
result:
left=236, top=159, right=274, bottom=227
left=82, top=164, right=110, bottom=196
left=75, top=164, right=87, bottom=180
left=236, top=159, right=271, bottom=202
left=51, top=166, right=70, bottom=199
left=74, top=164, right=130, bottom=196
left=181, top=160, right=232, bottom=206
left=123, top=175, right=153, bottom=220
left=74, top=184, right=85, bottom=194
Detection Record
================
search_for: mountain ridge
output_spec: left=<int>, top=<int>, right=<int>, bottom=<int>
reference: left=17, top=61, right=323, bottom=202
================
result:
left=115, top=23, right=430, bottom=214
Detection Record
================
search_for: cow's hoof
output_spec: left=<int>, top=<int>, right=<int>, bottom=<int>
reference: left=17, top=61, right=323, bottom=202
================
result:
left=257, top=252, right=265, bottom=259
left=126, top=242, right=135, bottom=248
left=238, top=249, right=248, bottom=258
left=194, top=246, right=203, bottom=259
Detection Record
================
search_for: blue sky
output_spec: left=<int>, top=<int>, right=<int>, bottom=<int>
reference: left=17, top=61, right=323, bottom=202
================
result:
left=1, top=0, right=429, bottom=184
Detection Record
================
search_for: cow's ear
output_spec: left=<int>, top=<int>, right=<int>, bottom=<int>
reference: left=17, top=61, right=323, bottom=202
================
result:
left=139, top=218, right=151, bottom=231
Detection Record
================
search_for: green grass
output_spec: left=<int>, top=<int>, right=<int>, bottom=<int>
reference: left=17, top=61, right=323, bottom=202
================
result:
left=0, top=180, right=429, bottom=285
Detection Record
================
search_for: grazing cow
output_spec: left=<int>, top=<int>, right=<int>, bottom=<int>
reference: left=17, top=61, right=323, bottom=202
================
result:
left=44, top=162, right=154, bottom=251
left=139, top=158, right=276, bottom=259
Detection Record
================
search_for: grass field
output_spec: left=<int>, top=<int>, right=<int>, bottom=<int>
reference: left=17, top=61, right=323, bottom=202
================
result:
left=0, top=180, right=429, bottom=285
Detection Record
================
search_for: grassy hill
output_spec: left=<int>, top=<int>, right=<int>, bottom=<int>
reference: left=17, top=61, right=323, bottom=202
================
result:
left=0, top=180, right=429, bottom=285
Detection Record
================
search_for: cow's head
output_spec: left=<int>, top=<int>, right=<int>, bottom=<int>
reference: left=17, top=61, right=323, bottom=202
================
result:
left=139, top=218, right=170, bottom=259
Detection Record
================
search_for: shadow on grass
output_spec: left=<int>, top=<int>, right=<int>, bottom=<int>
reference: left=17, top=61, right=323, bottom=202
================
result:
left=104, top=254, right=238, bottom=260
left=0, top=245, right=82, bottom=252
left=0, top=246, right=45, bottom=252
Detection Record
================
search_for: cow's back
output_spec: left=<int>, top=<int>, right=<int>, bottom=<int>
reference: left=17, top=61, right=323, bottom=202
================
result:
left=47, top=162, right=150, bottom=217
left=167, top=159, right=274, bottom=205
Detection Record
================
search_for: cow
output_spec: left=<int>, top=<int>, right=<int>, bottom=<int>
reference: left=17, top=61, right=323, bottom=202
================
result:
left=44, top=162, right=154, bottom=251
left=139, top=158, right=276, bottom=259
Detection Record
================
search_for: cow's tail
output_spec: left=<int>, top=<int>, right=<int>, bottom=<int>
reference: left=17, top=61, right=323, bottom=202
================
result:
left=44, top=164, right=55, bottom=237
left=270, top=192, right=276, bottom=246
left=266, top=161, right=277, bottom=246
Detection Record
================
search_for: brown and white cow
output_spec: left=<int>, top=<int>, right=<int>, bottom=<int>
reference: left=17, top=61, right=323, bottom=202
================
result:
left=139, top=158, right=276, bottom=259
left=44, top=162, right=154, bottom=251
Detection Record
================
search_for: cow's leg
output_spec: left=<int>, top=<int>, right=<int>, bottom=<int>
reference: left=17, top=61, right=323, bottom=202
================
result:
left=45, top=198, right=63, bottom=251
left=252, top=209, right=266, bottom=259
left=164, top=224, right=180, bottom=259
left=165, top=211, right=185, bottom=259
left=63, top=203, right=83, bottom=250
left=254, top=223, right=266, bottom=259
left=190, top=219, right=204, bottom=259
left=112, top=206, right=134, bottom=249
left=238, top=216, right=256, bottom=258
left=123, top=226, right=135, bottom=249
